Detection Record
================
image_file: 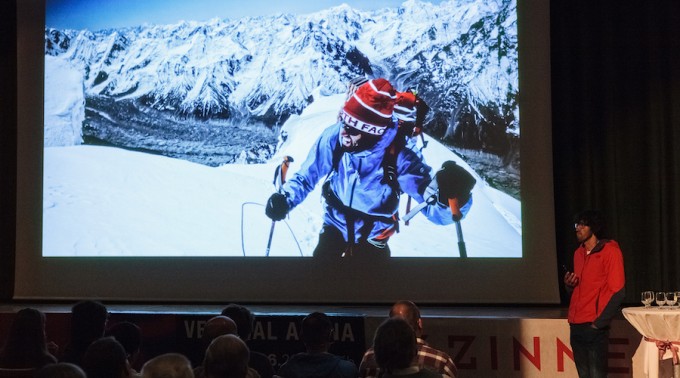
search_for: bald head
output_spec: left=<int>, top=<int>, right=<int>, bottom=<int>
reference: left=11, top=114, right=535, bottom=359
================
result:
left=203, top=316, right=237, bottom=343
left=389, top=300, right=422, bottom=336
left=203, top=334, right=250, bottom=378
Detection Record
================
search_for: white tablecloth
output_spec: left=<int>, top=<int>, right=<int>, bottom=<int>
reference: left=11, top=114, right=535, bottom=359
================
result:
left=623, top=307, right=680, bottom=378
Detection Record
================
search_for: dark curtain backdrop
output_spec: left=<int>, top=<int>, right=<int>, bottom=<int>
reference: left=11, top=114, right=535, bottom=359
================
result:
left=0, top=0, right=18, bottom=301
left=551, top=1, right=680, bottom=304
left=2, top=1, right=680, bottom=303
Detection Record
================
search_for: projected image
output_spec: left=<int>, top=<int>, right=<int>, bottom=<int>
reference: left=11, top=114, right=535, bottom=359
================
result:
left=43, top=0, right=521, bottom=257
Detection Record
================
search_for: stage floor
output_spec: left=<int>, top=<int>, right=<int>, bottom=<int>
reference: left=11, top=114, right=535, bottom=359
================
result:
left=0, top=301, right=570, bottom=318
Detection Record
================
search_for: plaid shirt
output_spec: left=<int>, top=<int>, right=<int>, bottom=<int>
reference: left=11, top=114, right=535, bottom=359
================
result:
left=359, top=338, right=457, bottom=378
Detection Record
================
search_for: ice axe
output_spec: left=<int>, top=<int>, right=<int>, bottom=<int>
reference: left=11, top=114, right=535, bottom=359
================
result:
left=438, top=161, right=475, bottom=257
left=265, top=156, right=294, bottom=256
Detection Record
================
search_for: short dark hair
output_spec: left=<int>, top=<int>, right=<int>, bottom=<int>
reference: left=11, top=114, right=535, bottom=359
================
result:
left=70, top=300, right=108, bottom=348
left=105, top=321, right=142, bottom=357
left=301, top=312, right=333, bottom=347
left=373, top=317, right=416, bottom=373
left=574, top=210, right=607, bottom=238
left=81, top=337, right=128, bottom=378
left=221, top=304, right=255, bottom=339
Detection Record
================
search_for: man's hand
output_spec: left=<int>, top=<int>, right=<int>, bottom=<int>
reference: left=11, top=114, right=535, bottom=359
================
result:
left=563, top=271, right=579, bottom=288
left=265, top=192, right=289, bottom=221
left=435, top=161, right=476, bottom=220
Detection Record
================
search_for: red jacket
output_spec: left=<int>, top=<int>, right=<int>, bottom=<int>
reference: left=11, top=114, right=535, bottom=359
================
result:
left=567, top=239, right=626, bottom=328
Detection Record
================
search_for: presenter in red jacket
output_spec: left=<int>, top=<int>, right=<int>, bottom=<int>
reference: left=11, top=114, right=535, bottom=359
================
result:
left=564, top=210, right=625, bottom=378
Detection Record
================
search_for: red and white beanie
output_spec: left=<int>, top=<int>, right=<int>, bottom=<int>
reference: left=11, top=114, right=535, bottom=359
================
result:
left=394, top=91, right=417, bottom=123
left=340, top=78, right=397, bottom=136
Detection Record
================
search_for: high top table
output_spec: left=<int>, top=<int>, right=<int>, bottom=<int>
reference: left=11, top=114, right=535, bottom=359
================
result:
left=622, top=306, right=680, bottom=378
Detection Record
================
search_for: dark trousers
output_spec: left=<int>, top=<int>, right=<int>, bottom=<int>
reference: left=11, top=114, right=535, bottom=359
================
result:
left=312, top=225, right=390, bottom=259
left=570, top=323, right=609, bottom=378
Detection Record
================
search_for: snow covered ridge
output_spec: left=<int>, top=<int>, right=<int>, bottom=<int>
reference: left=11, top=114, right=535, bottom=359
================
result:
left=44, top=0, right=518, bottom=149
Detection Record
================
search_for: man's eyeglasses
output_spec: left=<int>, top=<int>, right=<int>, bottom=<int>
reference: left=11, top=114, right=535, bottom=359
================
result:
left=343, top=124, right=363, bottom=136
left=574, top=222, right=588, bottom=230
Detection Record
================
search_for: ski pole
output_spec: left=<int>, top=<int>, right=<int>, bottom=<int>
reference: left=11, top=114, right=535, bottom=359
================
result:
left=401, top=193, right=467, bottom=257
left=404, top=196, right=413, bottom=226
left=401, top=194, right=436, bottom=223
left=264, top=220, right=277, bottom=257
left=406, top=133, right=430, bottom=226
left=419, top=132, right=428, bottom=150
left=448, top=197, right=467, bottom=258
left=265, top=156, right=293, bottom=256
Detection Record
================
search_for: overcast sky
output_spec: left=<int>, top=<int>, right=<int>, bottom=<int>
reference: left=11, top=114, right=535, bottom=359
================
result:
left=46, top=0, right=445, bottom=31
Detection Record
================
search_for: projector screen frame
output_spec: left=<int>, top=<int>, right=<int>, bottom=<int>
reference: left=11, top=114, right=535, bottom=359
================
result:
left=15, top=0, right=557, bottom=304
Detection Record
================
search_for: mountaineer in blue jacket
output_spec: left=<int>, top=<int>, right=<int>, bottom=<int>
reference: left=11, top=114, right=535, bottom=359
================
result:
left=265, top=78, right=475, bottom=258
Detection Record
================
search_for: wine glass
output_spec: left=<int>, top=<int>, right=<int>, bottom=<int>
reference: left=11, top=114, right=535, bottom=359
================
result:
left=668, top=292, right=679, bottom=309
left=676, top=292, right=680, bottom=309
left=641, top=291, right=654, bottom=307
left=656, top=292, right=667, bottom=308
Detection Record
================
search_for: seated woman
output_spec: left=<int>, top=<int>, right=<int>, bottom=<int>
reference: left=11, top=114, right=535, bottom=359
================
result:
left=0, top=308, right=58, bottom=369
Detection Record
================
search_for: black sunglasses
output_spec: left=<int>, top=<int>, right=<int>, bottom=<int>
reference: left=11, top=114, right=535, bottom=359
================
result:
left=343, top=124, right=363, bottom=136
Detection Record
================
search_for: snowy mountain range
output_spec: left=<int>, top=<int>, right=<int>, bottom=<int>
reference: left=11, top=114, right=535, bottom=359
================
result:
left=44, top=0, right=518, bottom=160
left=41, top=0, right=523, bottom=257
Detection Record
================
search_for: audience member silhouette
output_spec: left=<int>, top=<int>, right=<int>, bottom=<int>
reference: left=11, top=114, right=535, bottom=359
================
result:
left=36, top=363, right=86, bottom=378
left=141, top=353, right=194, bottom=378
left=106, top=321, right=143, bottom=374
left=221, top=304, right=274, bottom=378
left=61, top=300, right=109, bottom=366
left=202, top=316, right=238, bottom=344
left=81, top=336, right=130, bottom=378
left=200, top=334, right=255, bottom=378
left=0, top=308, right=58, bottom=369
left=193, top=317, right=258, bottom=378
left=277, top=312, right=357, bottom=378
left=359, top=301, right=456, bottom=378
left=372, top=318, right=441, bottom=378
left=192, top=316, right=238, bottom=367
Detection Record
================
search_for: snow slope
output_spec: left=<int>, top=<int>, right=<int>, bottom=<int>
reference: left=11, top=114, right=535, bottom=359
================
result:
left=43, top=90, right=521, bottom=257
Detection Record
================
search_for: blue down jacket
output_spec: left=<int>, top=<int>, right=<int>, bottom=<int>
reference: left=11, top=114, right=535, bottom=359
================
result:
left=281, top=121, right=456, bottom=244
